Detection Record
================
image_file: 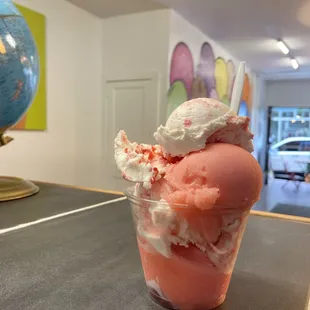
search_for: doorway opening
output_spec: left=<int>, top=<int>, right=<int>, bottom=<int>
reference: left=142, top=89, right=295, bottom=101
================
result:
left=257, top=107, right=310, bottom=217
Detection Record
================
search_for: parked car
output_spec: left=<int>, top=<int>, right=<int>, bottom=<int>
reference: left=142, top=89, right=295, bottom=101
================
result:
left=269, top=137, right=310, bottom=173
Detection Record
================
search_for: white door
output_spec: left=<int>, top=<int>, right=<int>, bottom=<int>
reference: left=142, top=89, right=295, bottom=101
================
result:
left=104, top=73, right=160, bottom=191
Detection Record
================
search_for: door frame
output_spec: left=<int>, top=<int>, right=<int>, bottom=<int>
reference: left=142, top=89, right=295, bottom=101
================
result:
left=265, top=106, right=310, bottom=184
left=265, top=107, right=272, bottom=184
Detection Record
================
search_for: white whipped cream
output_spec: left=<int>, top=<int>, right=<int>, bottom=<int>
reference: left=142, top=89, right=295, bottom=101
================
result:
left=137, top=201, right=178, bottom=258
left=136, top=196, right=244, bottom=273
left=114, top=131, right=168, bottom=189
left=146, top=279, right=166, bottom=299
left=154, top=98, right=253, bottom=156
left=138, top=224, right=172, bottom=258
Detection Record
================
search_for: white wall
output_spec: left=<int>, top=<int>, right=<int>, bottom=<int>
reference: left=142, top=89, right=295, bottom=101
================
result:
left=102, top=9, right=170, bottom=124
left=100, top=10, right=170, bottom=189
left=1, top=0, right=103, bottom=186
left=71, top=6, right=103, bottom=188
left=266, top=79, right=310, bottom=107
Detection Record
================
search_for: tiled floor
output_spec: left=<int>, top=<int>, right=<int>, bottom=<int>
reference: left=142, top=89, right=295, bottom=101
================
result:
left=254, top=179, right=310, bottom=214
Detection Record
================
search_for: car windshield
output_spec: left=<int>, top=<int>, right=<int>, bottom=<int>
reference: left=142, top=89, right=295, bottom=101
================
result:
left=278, top=140, right=310, bottom=151
left=299, top=141, right=310, bottom=151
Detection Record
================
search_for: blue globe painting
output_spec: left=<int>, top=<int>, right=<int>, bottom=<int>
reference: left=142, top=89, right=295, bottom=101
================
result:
left=0, top=0, right=39, bottom=138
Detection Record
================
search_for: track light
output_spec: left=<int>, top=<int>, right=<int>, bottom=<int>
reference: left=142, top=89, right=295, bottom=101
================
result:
left=277, top=40, right=289, bottom=55
left=291, top=58, right=299, bottom=70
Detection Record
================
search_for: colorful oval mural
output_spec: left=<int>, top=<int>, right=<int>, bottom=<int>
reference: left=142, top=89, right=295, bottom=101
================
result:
left=192, top=76, right=207, bottom=99
left=167, top=80, right=188, bottom=117
left=215, top=57, right=229, bottom=105
left=168, top=41, right=253, bottom=119
left=196, top=42, right=216, bottom=97
left=227, top=60, right=236, bottom=100
left=170, top=42, right=194, bottom=99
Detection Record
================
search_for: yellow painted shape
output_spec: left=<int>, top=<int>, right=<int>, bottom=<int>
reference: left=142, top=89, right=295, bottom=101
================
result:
left=215, top=57, right=228, bottom=100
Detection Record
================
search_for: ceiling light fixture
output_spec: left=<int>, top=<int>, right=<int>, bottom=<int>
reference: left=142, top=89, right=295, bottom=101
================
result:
left=276, top=39, right=300, bottom=70
left=277, top=40, right=290, bottom=55
left=291, top=58, right=299, bottom=70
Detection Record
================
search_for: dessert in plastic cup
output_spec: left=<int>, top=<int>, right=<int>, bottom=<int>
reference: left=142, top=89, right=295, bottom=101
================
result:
left=126, top=186, right=251, bottom=310
left=114, top=96, right=263, bottom=309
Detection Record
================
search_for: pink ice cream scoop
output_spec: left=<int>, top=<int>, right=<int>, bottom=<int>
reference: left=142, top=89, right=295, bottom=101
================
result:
left=161, top=143, right=262, bottom=209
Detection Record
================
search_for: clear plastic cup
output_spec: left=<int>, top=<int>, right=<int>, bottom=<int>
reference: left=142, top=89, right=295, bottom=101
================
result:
left=125, top=186, right=251, bottom=310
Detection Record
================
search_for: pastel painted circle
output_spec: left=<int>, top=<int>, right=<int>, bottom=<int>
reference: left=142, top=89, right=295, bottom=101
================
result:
left=191, top=76, right=207, bottom=99
left=227, top=60, right=236, bottom=99
left=167, top=80, right=188, bottom=117
left=197, top=42, right=216, bottom=96
left=209, top=88, right=219, bottom=100
left=239, top=100, right=249, bottom=117
left=215, top=58, right=228, bottom=100
left=242, top=73, right=252, bottom=108
left=220, top=95, right=229, bottom=107
left=170, top=42, right=194, bottom=98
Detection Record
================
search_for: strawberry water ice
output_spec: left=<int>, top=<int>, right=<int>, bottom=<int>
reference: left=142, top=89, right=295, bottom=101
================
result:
left=115, top=98, right=263, bottom=309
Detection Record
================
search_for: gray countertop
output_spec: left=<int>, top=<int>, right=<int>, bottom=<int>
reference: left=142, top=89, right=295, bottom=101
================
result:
left=0, top=183, right=309, bottom=309
left=0, top=182, right=122, bottom=230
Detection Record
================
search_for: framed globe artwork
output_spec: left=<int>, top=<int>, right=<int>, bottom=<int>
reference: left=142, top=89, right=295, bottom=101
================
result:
left=11, top=3, right=46, bottom=131
left=0, top=0, right=44, bottom=201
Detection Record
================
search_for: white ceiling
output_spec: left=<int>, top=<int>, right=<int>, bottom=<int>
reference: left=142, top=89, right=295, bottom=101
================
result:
left=67, top=0, right=310, bottom=78
left=157, top=0, right=310, bottom=78
left=66, top=0, right=166, bottom=18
